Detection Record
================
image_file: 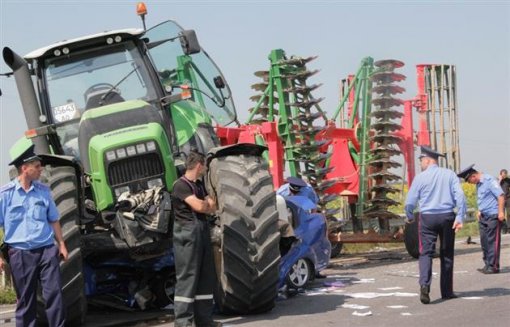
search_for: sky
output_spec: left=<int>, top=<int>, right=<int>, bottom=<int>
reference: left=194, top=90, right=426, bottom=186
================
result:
left=1, top=0, right=509, bottom=185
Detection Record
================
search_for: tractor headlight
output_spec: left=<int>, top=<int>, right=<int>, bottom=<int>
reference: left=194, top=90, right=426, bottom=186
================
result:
left=106, top=150, right=116, bottom=161
left=146, top=141, right=156, bottom=152
left=116, top=148, right=127, bottom=158
left=136, top=143, right=146, bottom=153
left=126, top=145, right=136, bottom=156
left=147, top=178, right=163, bottom=189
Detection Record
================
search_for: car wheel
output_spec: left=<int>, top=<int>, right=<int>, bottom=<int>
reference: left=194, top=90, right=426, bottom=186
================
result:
left=286, top=258, right=312, bottom=289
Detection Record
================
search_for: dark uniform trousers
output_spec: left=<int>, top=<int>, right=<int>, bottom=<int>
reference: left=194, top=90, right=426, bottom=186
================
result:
left=173, top=218, right=215, bottom=327
left=8, top=244, right=65, bottom=327
left=419, top=212, right=455, bottom=298
left=479, top=213, right=501, bottom=271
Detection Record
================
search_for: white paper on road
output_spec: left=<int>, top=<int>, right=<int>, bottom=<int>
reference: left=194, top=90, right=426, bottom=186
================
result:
left=378, top=286, right=403, bottom=291
left=342, top=304, right=370, bottom=310
left=347, top=292, right=418, bottom=299
left=401, top=312, right=412, bottom=316
left=461, top=296, right=483, bottom=300
left=387, top=305, right=408, bottom=309
left=352, top=310, right=373, bottom=316
left=393, top=292, right=418, bottom=297
left=352, top=278, right=375, bottom=284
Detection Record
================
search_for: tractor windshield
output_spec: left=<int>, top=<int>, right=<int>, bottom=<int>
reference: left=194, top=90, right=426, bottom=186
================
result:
left=145, top=20, right=237, bottom=126
left=43, top=40, right=158, bottom=157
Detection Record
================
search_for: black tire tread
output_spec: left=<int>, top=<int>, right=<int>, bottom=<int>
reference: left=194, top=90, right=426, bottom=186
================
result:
left=39, top=166, right=87, bottom=325
left=210, top=155, right=280, bottom=314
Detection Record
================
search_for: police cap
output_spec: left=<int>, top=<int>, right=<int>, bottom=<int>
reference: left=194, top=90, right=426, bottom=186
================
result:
left=418, top=146, right=445, bottom=160
left=286, top=176, right=307, bottom=192
left=457, top=164, right=477, bottom=180
left=8, top=143, right=41, bottom=168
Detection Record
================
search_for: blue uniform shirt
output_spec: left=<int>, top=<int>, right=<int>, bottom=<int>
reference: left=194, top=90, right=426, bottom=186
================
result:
left=277, top=183, right=319, bottom=206
left=477, top=174, right=503, bottom=215
left=0, top=179, right=59, bottom=250
left=405, top=164, right=466, bottom=223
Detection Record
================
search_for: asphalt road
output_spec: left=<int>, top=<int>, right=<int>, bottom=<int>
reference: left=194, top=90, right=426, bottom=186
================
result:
left=1, top=234, right=509, bottom=326
left=218, top=234, right=510, bottom=327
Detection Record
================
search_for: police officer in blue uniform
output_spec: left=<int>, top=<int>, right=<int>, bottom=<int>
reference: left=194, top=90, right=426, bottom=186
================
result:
left=0, top=143, right=68, bottom=327
left=405, top=146, right=466, bottom=304
left=458, top=165, right=505, bottom=274
left=277, top=176, right=319, bottom=206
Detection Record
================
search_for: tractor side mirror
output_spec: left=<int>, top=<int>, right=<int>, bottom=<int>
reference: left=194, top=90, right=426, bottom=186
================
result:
left=179, top=30, right=201, bottom=55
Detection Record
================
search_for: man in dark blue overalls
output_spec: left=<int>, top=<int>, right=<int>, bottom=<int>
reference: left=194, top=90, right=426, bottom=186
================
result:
left=0, top=143, right=68, bottom=327
left=172, top=151, right=221, bottom=327
left=405, top=146, right=466, bottom=304
left=458, top=165, right=505, bottom=274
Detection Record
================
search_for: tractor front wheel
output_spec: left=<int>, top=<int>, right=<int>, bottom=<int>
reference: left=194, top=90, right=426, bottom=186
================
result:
left=209, top=154, right=280, bottom=314
left=38, top=166, right=87, bottom=325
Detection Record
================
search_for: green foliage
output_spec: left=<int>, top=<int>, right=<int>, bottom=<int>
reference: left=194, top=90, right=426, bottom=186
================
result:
left=462, top=182, right=478, bottom=210
left=455, top=221, right=479, bottom=238
left=0, top=287, right=16, bottom=304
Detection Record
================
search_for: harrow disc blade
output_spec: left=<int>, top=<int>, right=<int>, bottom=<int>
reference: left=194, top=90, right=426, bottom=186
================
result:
left=371, top=134, right=402, bottom=144
left=371, top=121, right=402, bottom=131
left=278, top=55, right=318, bottom=66
left=287, top=97, right=324, bottom=109
left=370, top=71, right=406, bottom=83
left=371, top=84, right=406, bottom=95
left=371, top=146, right=402, bottom=157
left=251, top=82, right=269, bottom=91
left=369, top=197, right=401, bottom=207
left=250, top=94, right=278, bottom=103
left=369, top=171, right=402, bottom=181
left=294, top=111, right=323, bottom=122
left=364, top=209, right=401, bottom=219
left=370, top=109, right=404, bottom=120
left=369, top=158, right=402, bottom=169
left=374, top=59, right=405, bottom=69
left=284, top=83, right=322, bottom=93
left=294, top=139, right=332, bottom=151
left=372, top=96, right=404, bottom=108
left=284, top=69, right=319, bottom=80
left=254, top=70, right=270, bottom=79
left=315, top=178, right=340, bottom=192
left=370, top=184, right=401, bottom=193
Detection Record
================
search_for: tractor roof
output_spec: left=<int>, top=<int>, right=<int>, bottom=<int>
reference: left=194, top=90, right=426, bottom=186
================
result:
left=24, top=28, right=144, bottom=60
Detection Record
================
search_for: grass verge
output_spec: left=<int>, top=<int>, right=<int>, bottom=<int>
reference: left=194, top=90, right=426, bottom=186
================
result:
left=0, top=287, right=16, bottom=304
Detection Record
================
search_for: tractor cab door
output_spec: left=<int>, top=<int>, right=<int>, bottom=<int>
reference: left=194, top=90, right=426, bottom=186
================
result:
left=144, top=20, right=237, bottom=127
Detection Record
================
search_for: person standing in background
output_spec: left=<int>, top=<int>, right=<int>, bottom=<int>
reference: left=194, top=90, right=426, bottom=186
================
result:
left=405, top=146, right=466, bottom=304
left=458, top=165, right=505, bottom=274
left=498, top=169, right=510, bottom=234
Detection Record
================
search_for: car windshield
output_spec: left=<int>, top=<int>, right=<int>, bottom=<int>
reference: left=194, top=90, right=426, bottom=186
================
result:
left=145, top=20, right=237, bottom=126
left=43, top=40, right=158, bottom=158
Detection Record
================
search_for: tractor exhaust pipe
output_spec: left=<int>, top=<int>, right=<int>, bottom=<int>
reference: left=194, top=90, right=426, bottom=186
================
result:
left=3, top=47, right=50, bottom=154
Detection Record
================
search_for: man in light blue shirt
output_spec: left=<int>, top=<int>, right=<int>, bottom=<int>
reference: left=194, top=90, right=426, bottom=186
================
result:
left=405, top=146, right=466, bottom=304
left=0, top=144, right=68, bottom=327
left=458, top=164, right=504, bottom=274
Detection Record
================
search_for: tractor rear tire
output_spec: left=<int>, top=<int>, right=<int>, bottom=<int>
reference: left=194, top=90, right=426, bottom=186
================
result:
left=209, top=154, right=280, bottom=314
left=404, top=215, right=420, bottom=259
left=38, top=166, right=87, bottom=325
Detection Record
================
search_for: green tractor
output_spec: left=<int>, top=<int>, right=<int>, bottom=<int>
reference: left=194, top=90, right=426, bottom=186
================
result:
left=3, top=17, right=279, bottom=324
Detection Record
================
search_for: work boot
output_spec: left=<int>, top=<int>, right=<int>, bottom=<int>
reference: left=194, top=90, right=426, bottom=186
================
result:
left=420, top=285, right=430, bottom=304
